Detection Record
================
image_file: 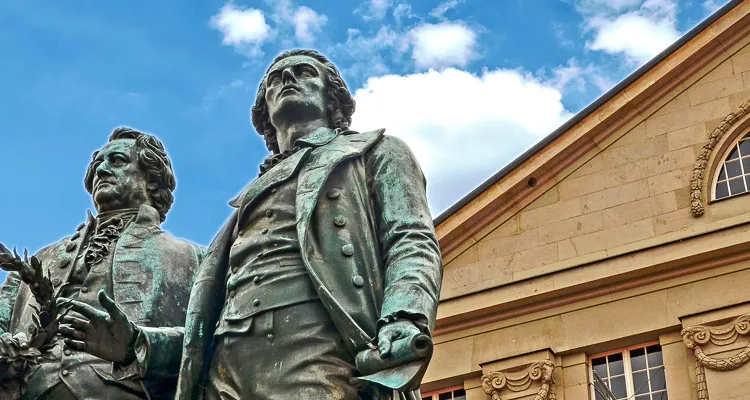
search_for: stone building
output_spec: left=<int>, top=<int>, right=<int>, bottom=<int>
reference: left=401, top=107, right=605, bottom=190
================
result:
left=420, top=1, right=750, bottom=399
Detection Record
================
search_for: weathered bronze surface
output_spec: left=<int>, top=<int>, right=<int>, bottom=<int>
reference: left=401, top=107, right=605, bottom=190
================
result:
left=0, top=128, right=204, bottom=399
left=172, top=49, right=443, bottom=399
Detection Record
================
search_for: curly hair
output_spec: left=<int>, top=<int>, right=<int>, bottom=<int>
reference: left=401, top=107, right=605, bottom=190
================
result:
left=251, top=49, right=356, bottom=154
left=84, top=127, right=176, bottom=222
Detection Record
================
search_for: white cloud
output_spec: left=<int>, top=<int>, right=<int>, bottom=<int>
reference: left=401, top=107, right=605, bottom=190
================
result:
left=429, top=0, right=465, bottom=20
left=583, top=0, right=681, bottom=64
left=409, top=22, right=477, bottom=69
left=393, top=3, right=417, bottom=24
left=289, top=6, right=328, bottom=44
left=210, top=4, right=271, bottom=54
left=350, top=68, right=572, bottom=213
left=355, top=0, right=393, bottom=21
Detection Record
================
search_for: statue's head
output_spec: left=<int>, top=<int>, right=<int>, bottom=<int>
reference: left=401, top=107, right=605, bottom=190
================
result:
left=84, top=127, right=176, bottom=222
left=251, top=49, right=356, bottom=154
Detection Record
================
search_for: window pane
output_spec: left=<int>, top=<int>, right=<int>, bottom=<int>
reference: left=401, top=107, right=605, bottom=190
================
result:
left=740, top=139, right=750, bottom=157
left=630, top=348, right=647, bottom=371
left=635, top=395, right=650, bottom=400
left=716, top=181, right=730, bottom=198
left=728, top=146, right=741, bottom=160
left=453, top=389, right=466, bottom=400
left=718, top=165, right=727, bottom=180
left=595, top=389, right=607, bottom=400
left=646, top=345, right=664, bottom=367
left=650, top=367, right=666, bottom=390
left=726, top=159, right=742, bottom=177
left=593, top=356, right=608, bottom=378
left=632, top=370, right=649, bottom=394
left=654, top=390, right=668, bottom=400
left=743, top=157, right=750, bottom=175
left=438, top=393, right=452, bottom=400
left=608, top=353, right=624, bottom=376
left=610, top=375, right=627, bottom=399
left=728, top=177, right=745, bottom=195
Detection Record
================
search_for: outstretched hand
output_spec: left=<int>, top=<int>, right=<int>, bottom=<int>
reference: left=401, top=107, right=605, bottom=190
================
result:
left=376, top=319, right=421, bottom=358
left=57, top=290, right=137, bottom=364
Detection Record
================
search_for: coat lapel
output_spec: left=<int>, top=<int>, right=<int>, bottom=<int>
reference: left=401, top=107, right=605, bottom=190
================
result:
left=52, top=211, right=95, bottom=299
left=229, top=147, right=312, bottom=227
left=111, top=205, right=161, bottom=317
left=295, top=129, right=385, bottom=351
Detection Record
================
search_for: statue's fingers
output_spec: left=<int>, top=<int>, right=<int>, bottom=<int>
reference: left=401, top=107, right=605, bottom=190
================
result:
left=97, top=290, right=125, bottom=318
left=62, top=316, right=89, bottom=330
left=64, top=339, right=86, bottom=352
left=378, top=332, right=392, bottom=358
left=65, top=299, right=105, bottom=321
left=59, top=325, right=86, bottom=341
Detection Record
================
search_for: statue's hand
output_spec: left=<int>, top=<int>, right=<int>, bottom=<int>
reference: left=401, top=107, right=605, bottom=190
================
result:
left=376, top=319, right=421, bottom=358
left=57, top=290, right=137, bottom=364
left=0, top=332, right=31, bottom=380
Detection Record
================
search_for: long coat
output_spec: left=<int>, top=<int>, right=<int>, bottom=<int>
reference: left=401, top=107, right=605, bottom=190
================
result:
left=175, top=128, right=443, bottom=399
left=0, top=204, right=204, bottom=398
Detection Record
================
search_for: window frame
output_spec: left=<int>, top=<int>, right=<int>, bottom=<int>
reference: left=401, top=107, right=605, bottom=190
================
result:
left=588, top=340, right=666, bottom=400
left=712, top=130, right=750, bottom=202
left=421, top=385, right=466, bottom=400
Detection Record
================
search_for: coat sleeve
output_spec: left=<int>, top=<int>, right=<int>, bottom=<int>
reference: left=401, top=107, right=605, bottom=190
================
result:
left=0, top=272, right=21, bottom=334
left=364, top=135, right=443, bottom=334
left=112, top=326, right=185, bottom=381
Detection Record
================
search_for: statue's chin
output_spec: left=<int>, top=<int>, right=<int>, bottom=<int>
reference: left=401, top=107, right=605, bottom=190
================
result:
left=93, top=192, right=122, bottom=213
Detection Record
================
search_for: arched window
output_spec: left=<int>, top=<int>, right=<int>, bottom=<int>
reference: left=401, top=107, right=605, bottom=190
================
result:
left=714, top=131, right=750, bottom=200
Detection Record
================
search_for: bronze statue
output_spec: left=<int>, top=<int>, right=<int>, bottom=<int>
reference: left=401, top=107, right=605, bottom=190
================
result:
left=60, top=49, right=443, bottom=399
left=0, top=127, right=204, bottom=399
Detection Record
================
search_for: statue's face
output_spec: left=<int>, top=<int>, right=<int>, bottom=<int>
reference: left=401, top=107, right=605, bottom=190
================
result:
left=264, top=55, right=328, bottom=128
left=91, top=139, right=150, bottom=213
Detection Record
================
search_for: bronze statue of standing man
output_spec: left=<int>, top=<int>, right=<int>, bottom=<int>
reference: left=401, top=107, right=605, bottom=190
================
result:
left=61, top=49, right=443, bottom=399
left=0, top=128, right=204, bottom=399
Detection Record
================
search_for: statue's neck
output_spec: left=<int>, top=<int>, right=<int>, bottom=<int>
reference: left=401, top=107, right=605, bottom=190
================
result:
left=275, top=119, right=329, bottom=153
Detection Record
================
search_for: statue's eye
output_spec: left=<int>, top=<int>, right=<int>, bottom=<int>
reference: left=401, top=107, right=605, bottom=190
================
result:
left=299, top=68, right=314, bottom=77
left=269, top=75, right=281, bottom=86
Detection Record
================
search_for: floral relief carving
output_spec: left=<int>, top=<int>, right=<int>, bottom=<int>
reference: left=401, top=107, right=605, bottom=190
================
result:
left=681, top=313, right=750, bottom=400
left=481, top=360, right=556, bottom=400
left=690, top=97, right=750, bottom=217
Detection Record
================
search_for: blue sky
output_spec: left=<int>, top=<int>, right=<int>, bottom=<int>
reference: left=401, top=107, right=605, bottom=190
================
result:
left=0, top=0, right=730, bottom=279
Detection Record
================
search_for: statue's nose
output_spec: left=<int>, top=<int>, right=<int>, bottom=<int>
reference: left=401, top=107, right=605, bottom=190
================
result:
left=282, top=68, right=296, bottom=83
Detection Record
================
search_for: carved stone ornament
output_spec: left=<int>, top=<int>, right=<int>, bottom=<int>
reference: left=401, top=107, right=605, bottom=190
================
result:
left=690, top=97, right=750, bottom=217
left=681, top=313, right=750, bottom=400
left=481, top=360, right=556, bottom=400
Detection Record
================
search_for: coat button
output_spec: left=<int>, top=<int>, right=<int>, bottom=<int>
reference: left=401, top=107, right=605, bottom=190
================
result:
left=229, top=291, right=236, bottom=298
left=253, top=276, right=261, bottom=284
left=334, top=216, right=346, bottom=227
left=261, top=228, right=269, bottom=234
left=352, top=275, right=364, bottom=288
left=327, top=189, right=341, bottom=199
left=77, top=223, right=86, bottom=231
left=59, top=259, right=71, bottom=269
left=341, top=244, right=354, bottom=257
left=265, top=210, right=274, bottom=218
left=270, top=188, right=278, bottom=193
left=64, top=349, right=72, bottom=356
left=253, top=299, right=260, bottom=307
left=80, top=287, right=88, bottom=293
left=52, top=278, right=61, bottom=287
left=65, top=242, right=76, bottom=252
left=232, top=267, right=238, bottom=274
left=61, top=370, right=69, bottom=376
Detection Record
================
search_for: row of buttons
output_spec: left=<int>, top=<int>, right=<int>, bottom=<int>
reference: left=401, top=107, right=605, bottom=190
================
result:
left=328, top=188, right=364, bottom=289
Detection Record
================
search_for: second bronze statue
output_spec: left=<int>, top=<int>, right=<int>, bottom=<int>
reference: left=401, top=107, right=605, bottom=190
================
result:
left=53, top=48, right=443, bottom=400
